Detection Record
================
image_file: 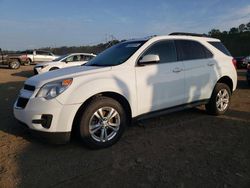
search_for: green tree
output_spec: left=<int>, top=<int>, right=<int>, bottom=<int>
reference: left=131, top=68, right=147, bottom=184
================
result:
left=229, top=27, right=239, bottom=34
left=238, top=24, right=246, bottom=32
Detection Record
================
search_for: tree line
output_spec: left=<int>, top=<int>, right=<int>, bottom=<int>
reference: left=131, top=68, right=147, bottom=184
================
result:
left=39, top=40, right=120, bottom=55
left=208, top=22, right=250, bottom=57
left=43, top=21, right=250, bottom=57
left=5, top=22, right=250, bottom=57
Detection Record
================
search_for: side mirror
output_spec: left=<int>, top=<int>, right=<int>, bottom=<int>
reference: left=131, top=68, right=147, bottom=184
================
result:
left=138, top=54, right=160, bottom=65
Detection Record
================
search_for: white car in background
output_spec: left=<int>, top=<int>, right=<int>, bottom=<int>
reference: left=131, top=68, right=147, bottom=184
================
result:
left=34, top=53, right=96, bottom=74
left=21, top=50, right=59, bottom=65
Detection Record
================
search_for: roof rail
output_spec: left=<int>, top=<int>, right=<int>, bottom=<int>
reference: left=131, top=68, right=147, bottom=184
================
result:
left=169, top=32, right=209, bottom=37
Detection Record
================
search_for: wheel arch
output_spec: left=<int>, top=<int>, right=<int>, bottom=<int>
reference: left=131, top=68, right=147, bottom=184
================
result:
left=72, top=91, right=132, bottom=133
left=217, top=76, right=233, bottom=93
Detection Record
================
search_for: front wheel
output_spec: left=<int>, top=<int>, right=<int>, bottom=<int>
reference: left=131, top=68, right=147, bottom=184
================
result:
left=23, top=58, right=31, bottom=66
left=9, top=60, right=20, bottom=69
left=77, top=97, right=127, bottom=149
left=205, top=83, right=231, bottom=115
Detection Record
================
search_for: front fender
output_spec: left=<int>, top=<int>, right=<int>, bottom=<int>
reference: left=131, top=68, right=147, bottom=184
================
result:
left=56, top=75, right=137, bottom=117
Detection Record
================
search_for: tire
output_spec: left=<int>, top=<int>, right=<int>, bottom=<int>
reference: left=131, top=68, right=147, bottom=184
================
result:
left=77, top=96, right=127, bottom=149
left=23, top=58, right=31, bottom=66
left=205, top=83, right=231, bottom=116
left=9, top=60, right=21, bottom=69
left=49, top=67, right=59, bottom=71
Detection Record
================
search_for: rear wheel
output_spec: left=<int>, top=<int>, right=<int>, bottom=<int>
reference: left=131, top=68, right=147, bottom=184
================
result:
left=77, top=96, right=127, bottom=149
left=205, top=83, right=231, bottom=115
left=9, top=60, right=20, bottom=69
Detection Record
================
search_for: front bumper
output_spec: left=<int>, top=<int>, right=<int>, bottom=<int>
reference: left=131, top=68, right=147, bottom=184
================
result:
left=18, top=120, right=71, bottom=144
left=13, top=96, right=81, bottom=143
left=33, top=67, right=43, bottom=75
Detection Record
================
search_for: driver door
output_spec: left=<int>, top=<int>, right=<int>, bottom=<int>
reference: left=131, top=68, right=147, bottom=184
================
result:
left=135, top=40, right=185, bottom=114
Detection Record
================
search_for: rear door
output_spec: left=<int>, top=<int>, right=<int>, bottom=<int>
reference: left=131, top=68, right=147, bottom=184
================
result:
left=175, top=40, right=215, bottom=103
left=34, top=51, right=46, bottom=62
left=135, top=40, right=185, bottom=114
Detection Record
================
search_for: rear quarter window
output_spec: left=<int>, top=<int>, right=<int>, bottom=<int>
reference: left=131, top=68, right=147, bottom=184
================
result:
left=175, top=40, right=213, bottom=61
left=209, top=42, right=231, bottom=56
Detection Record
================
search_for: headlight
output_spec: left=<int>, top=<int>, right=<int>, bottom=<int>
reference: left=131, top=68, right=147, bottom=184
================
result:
left=36, top=78, right=73, bottom=100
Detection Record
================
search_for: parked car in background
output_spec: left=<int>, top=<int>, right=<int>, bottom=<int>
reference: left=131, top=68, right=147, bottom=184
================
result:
left=0, top=48, right=29, bottom=69
left=21, top=50, right=59, bottom=65
left=234, top=56, right=246, bottom=69
left=33, top=53, right=96, bottom=74
left=14, top=33, right=237, bottom=149
left=247, top=63, right=250, bottom=86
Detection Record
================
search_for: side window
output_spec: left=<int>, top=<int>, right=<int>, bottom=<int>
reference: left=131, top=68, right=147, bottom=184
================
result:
left=36, top=51, right=42, bottom=55
left=209, top=42, right=231, bottom=56
left=85, top=55, right=94, bottom=61
left=175, top=40, right=212, bottom=61
left=37, top=51, right=49, bottom=56
left=66, top=55, right=81, bottom=62
left=73, top=55, right=81, bottom=61
left=65, top=55, right=74, bottom=62
left=142, top=40, right=177, bottom=63
left=80, top=55, right=87, bottom=61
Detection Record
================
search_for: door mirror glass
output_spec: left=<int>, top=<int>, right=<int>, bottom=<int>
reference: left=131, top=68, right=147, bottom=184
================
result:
left=138, top=54, right=160, bottom=65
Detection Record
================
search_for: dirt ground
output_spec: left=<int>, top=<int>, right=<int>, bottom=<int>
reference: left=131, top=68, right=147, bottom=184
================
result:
left=0, top=66, right=250, bottom=188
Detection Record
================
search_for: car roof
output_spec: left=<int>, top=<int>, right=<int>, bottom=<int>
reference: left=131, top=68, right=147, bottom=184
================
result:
left=125, top=34, right=220, bottom=44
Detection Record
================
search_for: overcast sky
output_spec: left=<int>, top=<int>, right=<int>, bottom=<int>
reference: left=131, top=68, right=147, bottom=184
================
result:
left=0, top=0, right=250, bottom=50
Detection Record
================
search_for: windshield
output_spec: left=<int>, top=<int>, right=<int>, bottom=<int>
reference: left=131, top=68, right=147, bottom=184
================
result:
left=85, top=40, right=146, bottom=66
left=53, top=54, right=68, bottom=61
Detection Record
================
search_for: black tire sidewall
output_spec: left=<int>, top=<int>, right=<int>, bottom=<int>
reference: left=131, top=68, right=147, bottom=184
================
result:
left=24, top=59, right=31, bottom=66
left=78, top=97, right=127, bottom=149
left=206, top=83, right=231, bottom=115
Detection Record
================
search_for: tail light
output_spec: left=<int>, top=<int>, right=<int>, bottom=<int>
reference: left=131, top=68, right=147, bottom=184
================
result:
left=232, top=58, right=237, bottom=69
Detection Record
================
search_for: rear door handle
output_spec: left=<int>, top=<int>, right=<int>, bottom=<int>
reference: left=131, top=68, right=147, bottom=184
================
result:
left=173, top=67, right=183, bottom=73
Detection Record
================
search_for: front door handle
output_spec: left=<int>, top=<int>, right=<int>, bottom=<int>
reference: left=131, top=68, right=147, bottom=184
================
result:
left=173, top=67, right=183, bottom=73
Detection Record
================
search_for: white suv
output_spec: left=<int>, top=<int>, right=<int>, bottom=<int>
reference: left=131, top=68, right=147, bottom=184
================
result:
left=34, top=53, right=96, bottom=74
left=14, top=33, right=237, bottom=149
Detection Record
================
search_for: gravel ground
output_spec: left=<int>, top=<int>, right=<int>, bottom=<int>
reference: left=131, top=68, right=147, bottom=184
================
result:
left=0, top=66, right=250, bottom=188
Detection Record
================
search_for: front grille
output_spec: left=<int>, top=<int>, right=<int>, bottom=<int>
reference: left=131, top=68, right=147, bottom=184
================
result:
left=16, top=97, right=29, bottom=109
left=24, top=84, right=35, bottom=91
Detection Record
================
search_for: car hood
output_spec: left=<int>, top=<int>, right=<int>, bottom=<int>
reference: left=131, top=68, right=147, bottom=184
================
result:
left=26, top=66, right=112, bottom=88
